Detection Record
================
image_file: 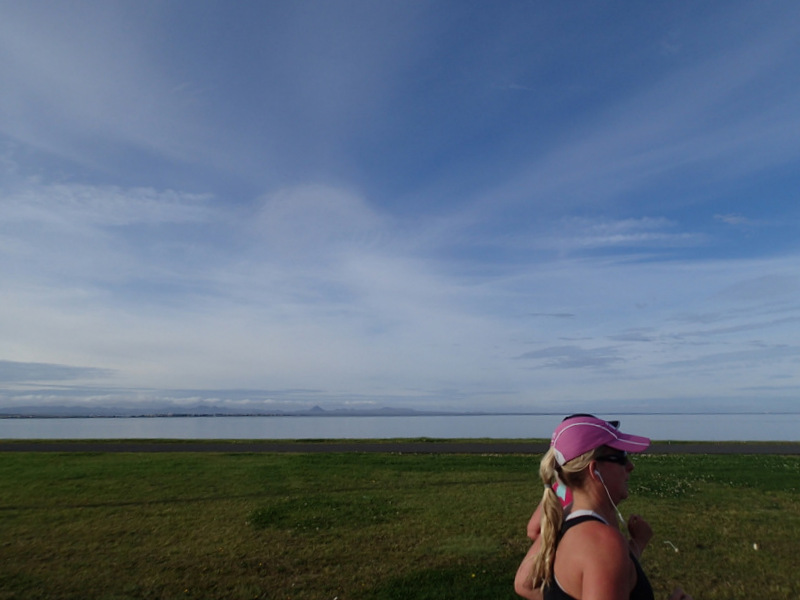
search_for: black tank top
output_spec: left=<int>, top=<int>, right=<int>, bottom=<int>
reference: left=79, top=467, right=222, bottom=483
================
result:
left=542, top=514, right=654, bottom=600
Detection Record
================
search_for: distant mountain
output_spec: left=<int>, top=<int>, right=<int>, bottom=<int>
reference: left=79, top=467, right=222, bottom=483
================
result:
left=0, top=403, right=466, bottom=418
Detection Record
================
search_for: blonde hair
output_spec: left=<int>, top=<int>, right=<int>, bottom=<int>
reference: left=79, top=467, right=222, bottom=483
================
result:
left=529, top=446, right=602, bottom=590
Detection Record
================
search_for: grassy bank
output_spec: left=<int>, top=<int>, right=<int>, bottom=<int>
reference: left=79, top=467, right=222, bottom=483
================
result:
left=0, top=447, right=798, bottom=599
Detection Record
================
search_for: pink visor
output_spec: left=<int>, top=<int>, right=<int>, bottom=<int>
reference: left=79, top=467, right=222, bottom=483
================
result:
left=550, top=415, right=650, bottom=466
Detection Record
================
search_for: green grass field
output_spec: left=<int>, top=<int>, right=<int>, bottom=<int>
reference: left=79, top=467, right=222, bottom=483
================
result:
left=0, top=445, right=798, bottom=600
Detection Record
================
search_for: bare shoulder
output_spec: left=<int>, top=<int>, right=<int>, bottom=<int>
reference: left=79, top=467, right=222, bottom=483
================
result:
left=563, top=518, right=627, bottom=551
left=556, top=521, right=632, bottom=599
left=579, top=522, right=629, bottom=568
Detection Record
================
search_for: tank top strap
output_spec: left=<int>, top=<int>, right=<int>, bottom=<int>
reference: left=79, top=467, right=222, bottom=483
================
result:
left=559, top=513, right=606, bottom=537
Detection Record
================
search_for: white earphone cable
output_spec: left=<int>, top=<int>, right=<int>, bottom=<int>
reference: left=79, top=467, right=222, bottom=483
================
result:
left=596, top=471, right=626, bottom=527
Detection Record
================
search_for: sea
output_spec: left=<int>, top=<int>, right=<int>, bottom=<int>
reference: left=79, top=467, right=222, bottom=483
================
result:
left=0, top=413, right=798, bottom=442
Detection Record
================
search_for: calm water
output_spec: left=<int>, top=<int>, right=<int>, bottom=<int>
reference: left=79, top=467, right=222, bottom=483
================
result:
left=0, top=413, right=798, bottom=441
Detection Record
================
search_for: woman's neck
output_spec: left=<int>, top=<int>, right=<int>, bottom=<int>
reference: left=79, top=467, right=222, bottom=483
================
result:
left=570, top=491, right=618, bottom=529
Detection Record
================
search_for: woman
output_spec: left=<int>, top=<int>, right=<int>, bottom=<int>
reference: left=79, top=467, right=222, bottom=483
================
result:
left=515, top=414, right=692, bottom=600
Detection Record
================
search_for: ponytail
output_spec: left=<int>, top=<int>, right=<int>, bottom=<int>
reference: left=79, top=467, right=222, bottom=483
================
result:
left=529, top=448, right=563, bottom=589
left=528, top=446, right=598, bottom=590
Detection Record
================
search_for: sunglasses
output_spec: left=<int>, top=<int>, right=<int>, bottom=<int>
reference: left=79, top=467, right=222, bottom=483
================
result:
left=595, top=451, right=630, bottom=466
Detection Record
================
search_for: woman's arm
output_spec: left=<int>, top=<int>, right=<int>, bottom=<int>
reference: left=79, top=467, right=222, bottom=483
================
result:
left=626, top=514, right=652, bottom=558
left=514, top=538, right=543, bottom=600
left=526, top=503, right=543, bottom=540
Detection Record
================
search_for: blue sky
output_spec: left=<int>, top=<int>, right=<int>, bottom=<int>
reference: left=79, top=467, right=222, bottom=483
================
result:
left=1, top=1, right=799, bottom=414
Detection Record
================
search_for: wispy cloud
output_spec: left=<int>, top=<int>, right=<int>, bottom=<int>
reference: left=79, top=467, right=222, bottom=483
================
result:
left=5, top=183, right=215, bottom=227
left=661, top=343, right=800, bottom=371
left=0, top=360, right=113, bottom=383
left=607, top=329, right=658, bottom=343
left=0, top=4, right=206, bottom=168
left=481, top=10, right=800, bottom=215
left=531, top=217, right=703, bottom=255
left=715, top=214, right=758, bottom=226
left=516, top=345, right=623, bottom=370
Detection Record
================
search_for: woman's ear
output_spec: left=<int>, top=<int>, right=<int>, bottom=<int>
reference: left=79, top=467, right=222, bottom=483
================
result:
left=588, top=460, right=603, bottom=482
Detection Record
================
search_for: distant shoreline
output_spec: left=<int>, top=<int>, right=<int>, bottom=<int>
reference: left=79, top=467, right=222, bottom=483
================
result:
left=3, top=410, right=800, bottom=419
left=2, top=440, right=800, bottom=454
